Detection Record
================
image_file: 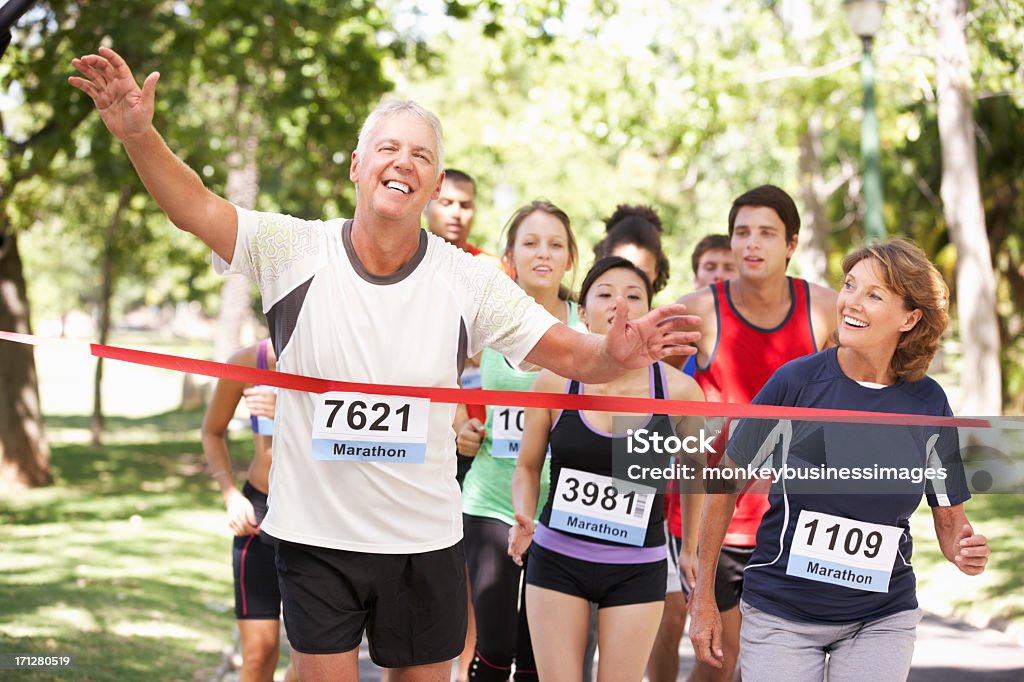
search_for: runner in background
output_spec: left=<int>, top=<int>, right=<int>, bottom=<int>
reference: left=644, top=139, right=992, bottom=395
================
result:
left=510, top=256, right=705, bottom=682
left=689, top=239, right=988, bottom=681
left=423, top=168, right=494, bottom=681
left=682, top=235, right=737, bottom=377
left=424, top=167, right=501, bottom=481
left=653, top=233, right=736, bottom=682
left=202, top=339, right=296, bottom=682
left=456, top=200, right=580, bottom=681
left=594, top=204, right=671, bottom=298
left=424, top=168, right=503, bottom=271
left=673, top=185, right=837, bottom=682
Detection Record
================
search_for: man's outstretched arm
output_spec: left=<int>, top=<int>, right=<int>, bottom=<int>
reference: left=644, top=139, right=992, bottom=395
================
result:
left=69, top=46, right=237, bottom=261
left=523, top=299, right=701, bottom=384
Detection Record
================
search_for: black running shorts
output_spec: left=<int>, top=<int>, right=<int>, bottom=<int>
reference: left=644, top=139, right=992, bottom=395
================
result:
left=714, top=545, right=755, bottom=611
left=525, top=542, right=666, bottom=608
left=274, top=538, right=468, bottom=667
left=233, top=482, right=281, bottom=620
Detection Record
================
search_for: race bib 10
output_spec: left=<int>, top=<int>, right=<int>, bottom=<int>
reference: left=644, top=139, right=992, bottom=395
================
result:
left=549, top=468, right=656, bottom=546
left=786, top=509, right=904, bottom=593
left=490, top=406, right=551, bottom=459
left=311, top=392, right=430, bottom=464
left=490, top=406, right=524, bottom=458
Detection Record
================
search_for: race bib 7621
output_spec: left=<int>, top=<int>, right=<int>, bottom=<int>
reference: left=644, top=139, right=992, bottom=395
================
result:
left=311, top=392, right=430, bottom=464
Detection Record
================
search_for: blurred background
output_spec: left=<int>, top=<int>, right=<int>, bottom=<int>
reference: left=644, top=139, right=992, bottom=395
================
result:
left=0, top=1, right=1022, bottom=678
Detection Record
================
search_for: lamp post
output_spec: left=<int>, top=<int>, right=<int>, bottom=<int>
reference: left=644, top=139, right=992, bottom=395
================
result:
left=843, top=0, right=887, bottom=242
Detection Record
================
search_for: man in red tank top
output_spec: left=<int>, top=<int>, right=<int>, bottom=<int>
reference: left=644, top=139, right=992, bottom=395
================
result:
left=672, top=185, right=837, bottom=682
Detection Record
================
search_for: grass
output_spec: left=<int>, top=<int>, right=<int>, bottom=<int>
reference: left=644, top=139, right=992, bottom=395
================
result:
left=912, top=492, right=1024, bottom=635
left=0, top=409, right=255, bottom=681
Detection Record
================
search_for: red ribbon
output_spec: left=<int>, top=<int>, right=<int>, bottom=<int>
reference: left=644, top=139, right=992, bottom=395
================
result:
left=0, top=330, right=989, bottom=428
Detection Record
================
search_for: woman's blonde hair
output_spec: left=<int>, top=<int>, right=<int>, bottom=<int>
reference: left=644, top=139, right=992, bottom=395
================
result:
left=841, top=238, right=949, bottom=382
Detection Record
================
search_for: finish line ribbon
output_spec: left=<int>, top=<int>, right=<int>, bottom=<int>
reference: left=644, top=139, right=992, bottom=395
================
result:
left=0, top=330, right=990, bottom=429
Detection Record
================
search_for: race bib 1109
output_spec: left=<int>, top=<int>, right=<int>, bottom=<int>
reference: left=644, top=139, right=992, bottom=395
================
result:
left=786, top=510, right=904, bottom=593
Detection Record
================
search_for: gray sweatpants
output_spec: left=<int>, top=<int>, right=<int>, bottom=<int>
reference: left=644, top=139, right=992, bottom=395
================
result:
left=739, top=600, right=922, bottom=682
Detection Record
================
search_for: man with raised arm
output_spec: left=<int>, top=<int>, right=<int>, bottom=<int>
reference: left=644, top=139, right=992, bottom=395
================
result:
left=70, top=47, right=700, bottom=682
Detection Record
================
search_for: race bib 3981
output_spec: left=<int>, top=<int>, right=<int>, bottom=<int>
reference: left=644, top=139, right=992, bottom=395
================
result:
left=549, top=468, right=656, bottom=546
left=311, top=392, right=430, bottom=464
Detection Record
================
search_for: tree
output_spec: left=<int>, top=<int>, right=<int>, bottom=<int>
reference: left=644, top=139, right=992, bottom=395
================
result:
left=212, top=85, right=260, bottom=364
left=0, top=232, right=51, bottom=487
left=91, top=187, right=134, bottom=446
left=936, top=0, right=1002, bottom=416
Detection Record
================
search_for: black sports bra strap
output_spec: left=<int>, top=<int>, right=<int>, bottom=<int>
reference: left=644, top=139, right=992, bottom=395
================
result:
left=568, top=379, right=583, bottom=395
left=652, top=362, right=667, bottom=400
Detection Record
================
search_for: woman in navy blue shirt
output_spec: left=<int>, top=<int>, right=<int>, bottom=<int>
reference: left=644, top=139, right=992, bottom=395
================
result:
left=689, top=239, right=990, bottom=682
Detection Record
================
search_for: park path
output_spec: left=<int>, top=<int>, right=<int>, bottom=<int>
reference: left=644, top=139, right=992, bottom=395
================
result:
left=215, top=610, right=1024, bottom=681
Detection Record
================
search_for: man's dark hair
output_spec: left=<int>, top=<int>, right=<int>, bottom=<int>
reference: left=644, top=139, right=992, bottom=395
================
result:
left=727, top=185, right=800, bottom=243
left=443, top=168, right=476, bottom=193
left=690, top=234, right=732, bottom=275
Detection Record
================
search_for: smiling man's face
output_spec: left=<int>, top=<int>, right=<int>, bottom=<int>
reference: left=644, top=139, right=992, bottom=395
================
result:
left=350, top=111, right=443, bottom=225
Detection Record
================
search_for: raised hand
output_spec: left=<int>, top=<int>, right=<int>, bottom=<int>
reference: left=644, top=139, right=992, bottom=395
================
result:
left=69, top=46, right=159, bottom=141
left=605, top=299, right=702, bottom=369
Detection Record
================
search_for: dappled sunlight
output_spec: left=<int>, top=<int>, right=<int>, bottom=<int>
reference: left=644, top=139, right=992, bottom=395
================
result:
left=110, top=619, right=207, bottom=640
left=33, top=341, right=212, bottom=419
left=0, top=429, right=236, bottom=680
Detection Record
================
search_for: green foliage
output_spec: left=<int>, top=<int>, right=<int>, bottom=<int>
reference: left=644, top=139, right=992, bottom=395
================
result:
left=402, top=1, right=858, bottom=298
left=874, top=3, right=1024, bottom=412
left=5, top=0, right=1022, bottom=408
left=415, top=0, right=1023, bottom=406
left=6, top=0, right=422, bottom=322
left=911, top=492, right=1024, bottom=629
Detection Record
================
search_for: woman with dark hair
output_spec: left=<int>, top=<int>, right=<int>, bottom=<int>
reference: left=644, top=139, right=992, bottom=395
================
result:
left=510, top=256, right=704, bottom=681
left=689, top=239, right=990, bottom=682
left=595, top=204, right=671, bottom=295
left=597, top=204, right=692, bottom=682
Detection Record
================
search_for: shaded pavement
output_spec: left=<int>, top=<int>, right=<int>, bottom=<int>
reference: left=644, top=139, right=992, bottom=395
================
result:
left=219, top=610, right=1024, bottom=680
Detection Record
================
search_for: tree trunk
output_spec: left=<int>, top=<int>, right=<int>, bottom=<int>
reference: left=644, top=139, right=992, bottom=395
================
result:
left=0, top=230, right=52, bottom=489
left=212, top=100, right=260, bottom=363
left=936, top=0, right=1002, bottom=415
left=797, top=108, right=830, bottom=286
left=90, top=187, right=133, bottom=446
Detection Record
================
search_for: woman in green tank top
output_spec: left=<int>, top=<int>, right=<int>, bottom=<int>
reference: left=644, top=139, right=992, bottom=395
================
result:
left=456, top=200, right=581, bottom=681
